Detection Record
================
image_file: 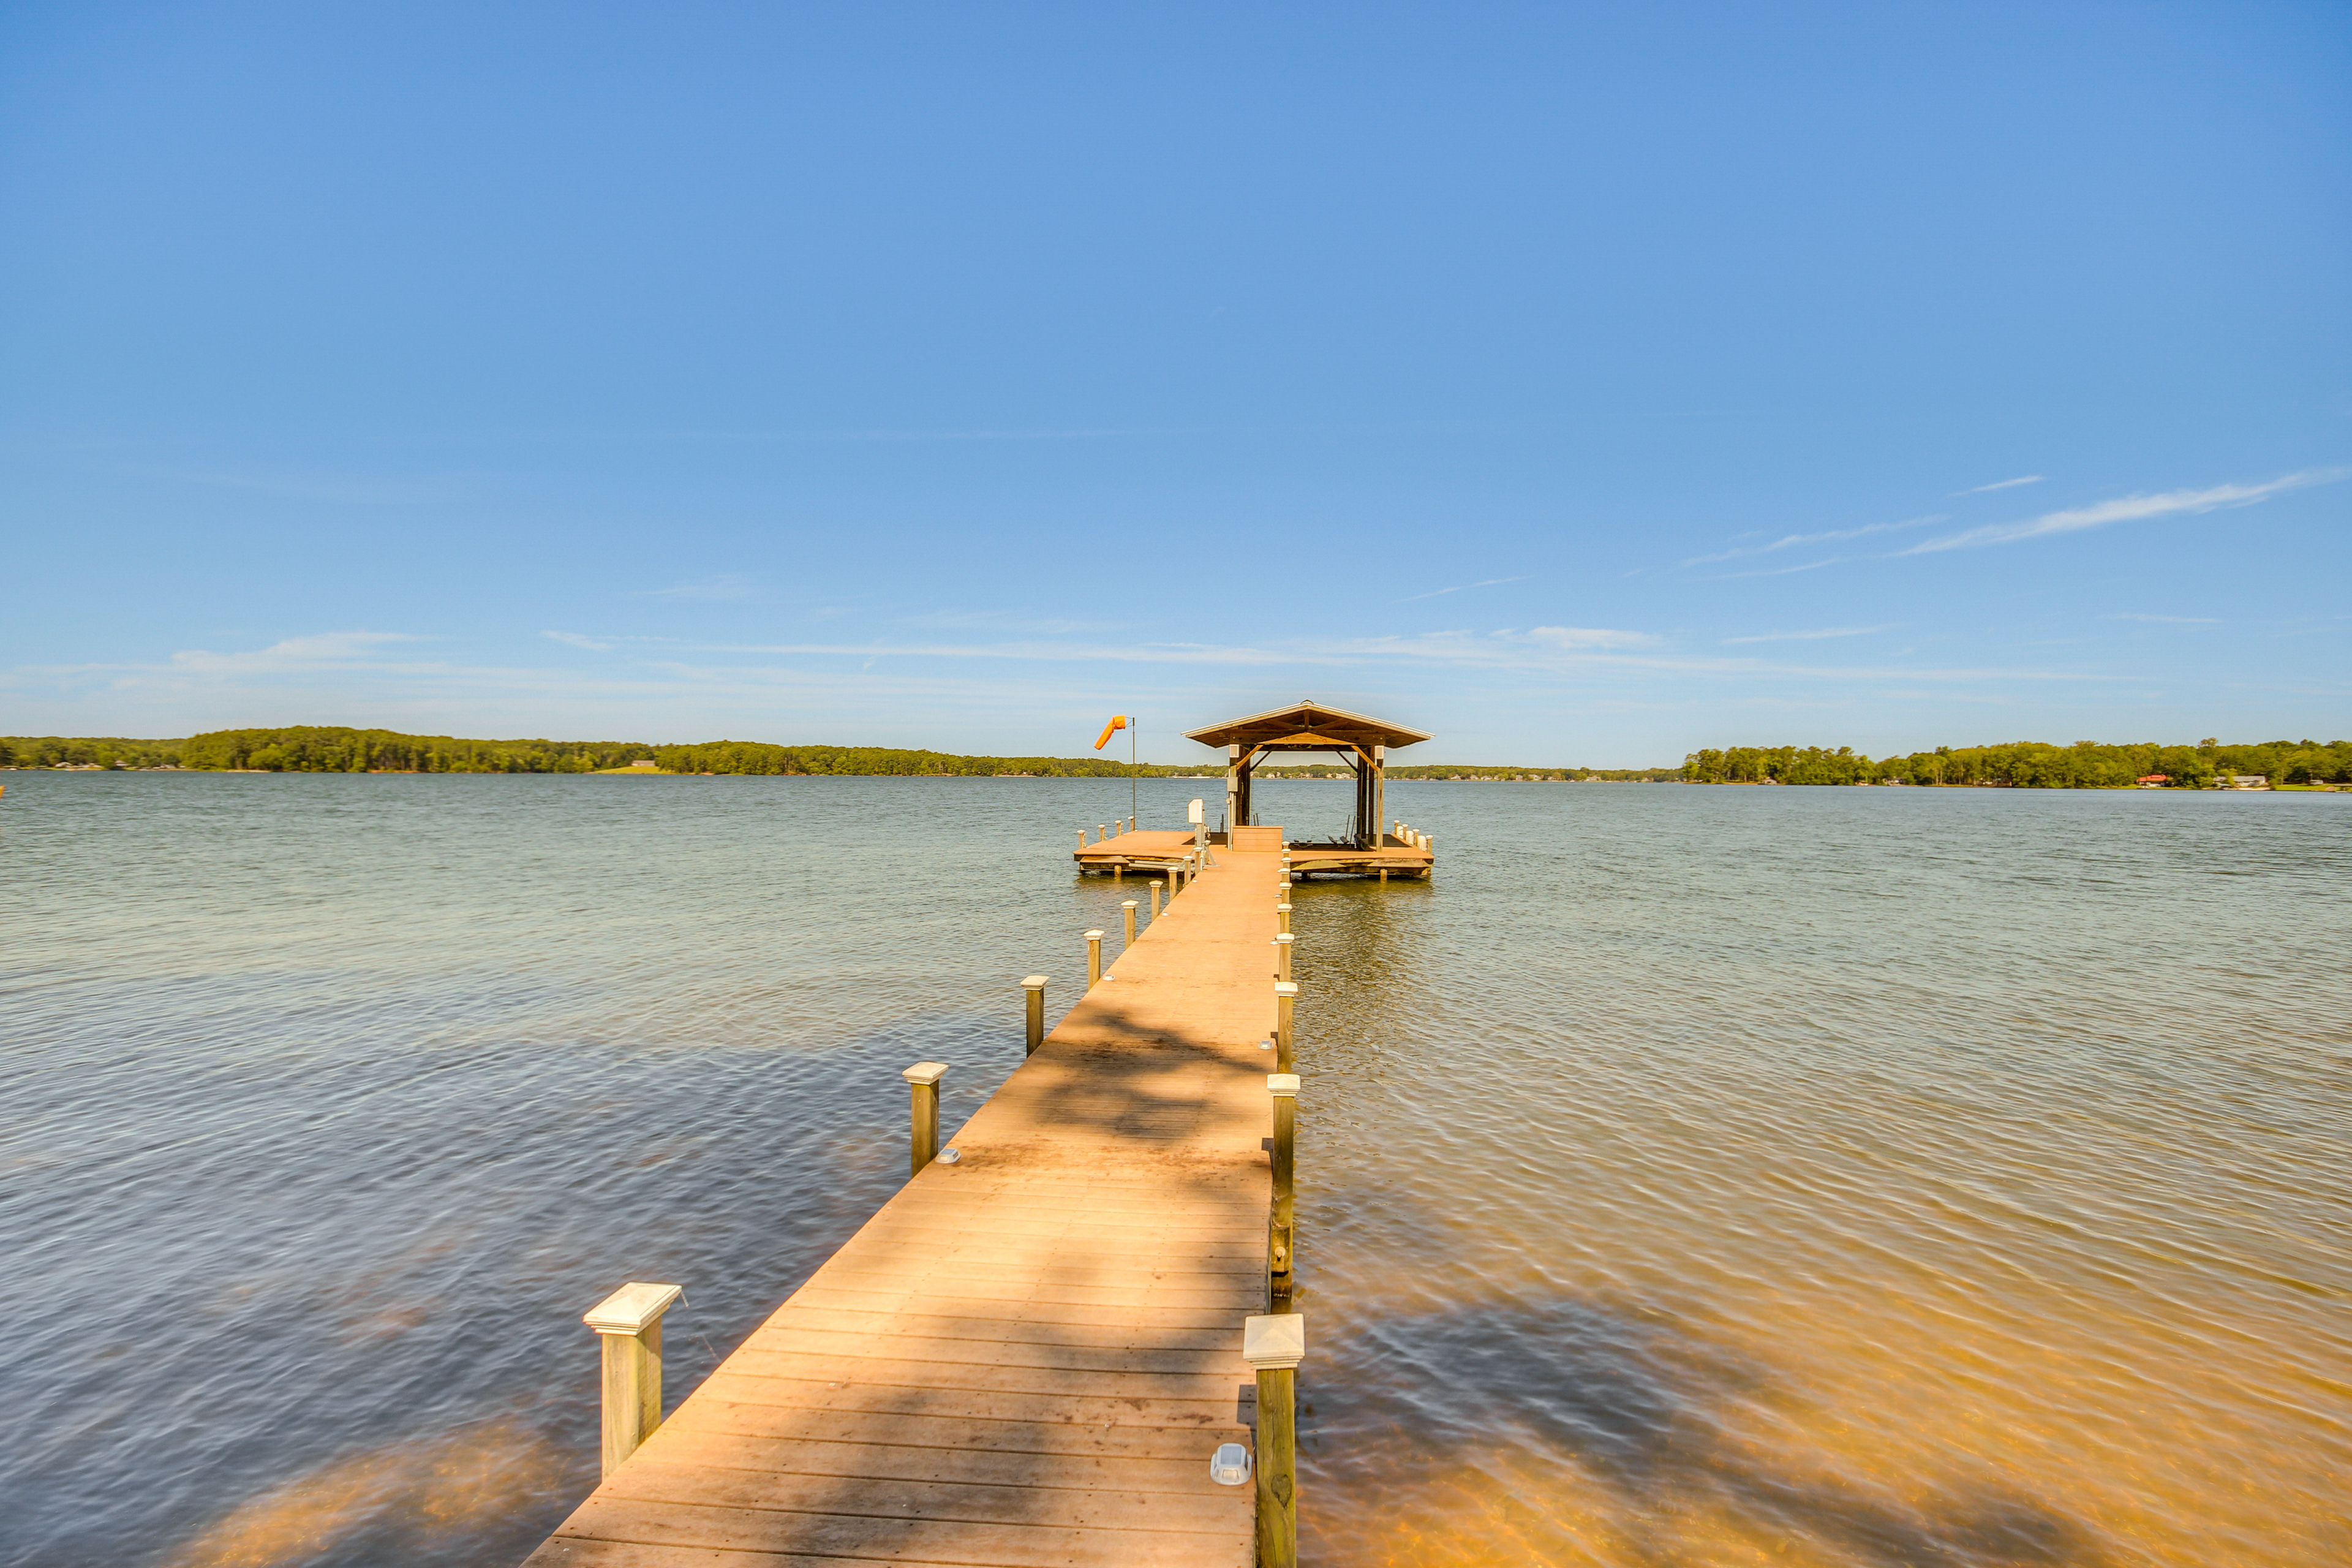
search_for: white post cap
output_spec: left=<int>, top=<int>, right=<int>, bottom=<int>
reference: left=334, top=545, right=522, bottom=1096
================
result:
left=1122, top=899, right=1137, bottom=908
left=1242, top=1312, right=1305, bottom=1370
left=584, top=1281, right=682, bottom=1335
left=1274, top=981, right=1298, bottom=997
left=1084, top=929, right=1105, bottom=940
left=902, top=1061, right=949, bottom=1085
left=1267, top=1073, right=1300, bottom=1098
left=1276, top=902, right=1291, bottom=913
left=1274, top=933, right=1295, bottom=944
left=1022, top=974, right=1049, bottom=989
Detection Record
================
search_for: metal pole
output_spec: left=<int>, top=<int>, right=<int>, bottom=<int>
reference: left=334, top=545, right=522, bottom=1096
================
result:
left=1022, top=975, right=1047, bottom=1055
left=585, top=1282, right=683, bottom=1477
left=1243, top=1314, right=1305, bottom=1568
left=902, top=1061, right=948, bottom=1175
left=1085, top=929, right=1104, bottom=987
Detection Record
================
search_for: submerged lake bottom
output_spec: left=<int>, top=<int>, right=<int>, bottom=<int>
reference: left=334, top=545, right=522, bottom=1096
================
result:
left=2, top=773, right=2346, bottom=1567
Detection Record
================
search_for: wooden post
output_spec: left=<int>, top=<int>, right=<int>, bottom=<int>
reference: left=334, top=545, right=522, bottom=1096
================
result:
left=1266, top=1074, right=1298, bottom=1310
left=1077, top=828, right=1087, bottom=850
left=1243, top=1313, right=1305, bottom=1568
left=1276, top=900, right=1291, bottom=934
left=1022, top=975, right=1047, bottom=1056
left=1085, top=929, right=1104, bottom=988
left=1114, top=862, right=1123, bottom=881
left=1123, top=899, right=1137, bottom=949
left=585, top=1281, right=684, bottom=1477
left=1274, top=980, right=1297, bottom=1072
left=902, top=1061, right=948, bottom=1175
left=1152, top=880, right=1164, bottom=920
left=1098, top=824, right=1107, bottom=843
left=1378, top=868, right=1388, bottom=884
left=1273, top=932, right=1293, bottom=983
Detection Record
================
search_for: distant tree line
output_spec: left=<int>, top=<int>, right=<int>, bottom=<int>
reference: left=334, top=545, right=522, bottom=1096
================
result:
left=1253, top=762, right=1678, bottom=782
left=1681, top=739, right=2352, bottom=788
left=0, top=726, right=1208, bottom=777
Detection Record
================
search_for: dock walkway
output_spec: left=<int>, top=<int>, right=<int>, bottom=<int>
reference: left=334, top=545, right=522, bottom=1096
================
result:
left=525, top=843, right=1286, bottom=1568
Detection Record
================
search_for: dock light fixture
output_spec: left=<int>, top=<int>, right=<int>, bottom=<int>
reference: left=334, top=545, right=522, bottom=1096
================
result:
left=1209, top=1441, right=1252, bottom=1487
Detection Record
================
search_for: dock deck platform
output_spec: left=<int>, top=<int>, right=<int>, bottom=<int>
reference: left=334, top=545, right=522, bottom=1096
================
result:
left=1074, top=825, right=1431, bottom=880
left=524, top=843, right=1287, bottom=1568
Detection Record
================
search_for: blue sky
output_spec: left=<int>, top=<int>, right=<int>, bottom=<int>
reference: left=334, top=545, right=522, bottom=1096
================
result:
left=3, top=2, right=2345, bottom=765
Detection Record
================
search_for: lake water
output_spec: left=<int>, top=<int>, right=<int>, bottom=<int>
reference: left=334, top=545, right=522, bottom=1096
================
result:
left=2, top=773, right=2346, bottom=1567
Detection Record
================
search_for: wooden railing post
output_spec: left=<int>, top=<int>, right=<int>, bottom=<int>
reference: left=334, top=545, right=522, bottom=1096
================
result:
left=1266, top=1073, right=1298, bottom=1310
left=1123, top=899, right=1138, bottom=949
left=1273, top=980, right=1297, bottom=1072
left=1276, top=900, right=1291, bottom=935
left=584, top=1281, right=683, bottom=1477
left=1273, top=932, right=1293, bottom=983
left=902, top=1061, right=948, bottom=1175
left=1022, top=975, right=1047, bottom=1055
left=1243, top=1313, right=1305, bottom=1568
left=1151, top=880, right=1164, bottom=921
left=1085, top=929, right=1104, bottom=988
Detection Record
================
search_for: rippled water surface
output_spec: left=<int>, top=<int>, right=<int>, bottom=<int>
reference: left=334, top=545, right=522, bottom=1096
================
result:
left=4, top=774, right=2347, bottom=1567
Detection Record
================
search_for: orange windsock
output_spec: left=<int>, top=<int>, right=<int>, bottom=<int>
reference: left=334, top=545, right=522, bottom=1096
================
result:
left=1093, top=715, right=1129, bottom=750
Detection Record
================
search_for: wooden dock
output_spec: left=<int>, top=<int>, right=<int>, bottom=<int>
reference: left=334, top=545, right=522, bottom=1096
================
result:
left=1074, top=824, right=1430, bottom=880
left=525, top=840, right=1288, bottom=1568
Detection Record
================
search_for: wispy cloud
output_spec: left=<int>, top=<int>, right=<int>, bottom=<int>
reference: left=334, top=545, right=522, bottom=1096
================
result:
left=1955, top=475, right=2046, bottom=495
left=1711, top=556, right=1850, bottom=579
left=542, top=630, right=612, bottom=651
left=1395, top=575, right=1530, bottom=604
left=165, top=632, right=421, bottom=673
left=1684, top=516, right=1943, bottom=567
left=1722, top=625, right=1894, bottom=644
left=638, top=573, right=757, bottom=601
left=1902, top=471, right=2342, bottom=554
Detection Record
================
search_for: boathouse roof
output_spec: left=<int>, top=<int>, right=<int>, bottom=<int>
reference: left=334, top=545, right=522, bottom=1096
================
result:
left=1184, top=701, right=1431, bottom=753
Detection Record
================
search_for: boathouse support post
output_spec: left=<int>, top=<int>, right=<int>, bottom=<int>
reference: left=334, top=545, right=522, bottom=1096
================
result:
left=585, top=1281, right=684, bottom=1477
left=1267, top=1074, right=1298, bottom=1309
left=902, top=1061, right=948, bottom=1175
left=1243, top=1314, right=1305, bottom=1568
left=1123, top=899, right=1137, bottom=949
left=1085, top=930, right=1104, bottom=987
left=1274, top=981, right=1297, bottom=1072
left=1022, top=976, right=1047, bottom=1055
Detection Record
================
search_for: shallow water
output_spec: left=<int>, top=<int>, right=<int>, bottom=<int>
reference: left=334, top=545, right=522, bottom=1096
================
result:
left=2, top=774, right=2346, bottom=1566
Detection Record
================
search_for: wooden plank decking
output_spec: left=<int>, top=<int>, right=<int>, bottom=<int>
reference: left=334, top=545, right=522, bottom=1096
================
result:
left=524, top=842, right=1286, bottom=1568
